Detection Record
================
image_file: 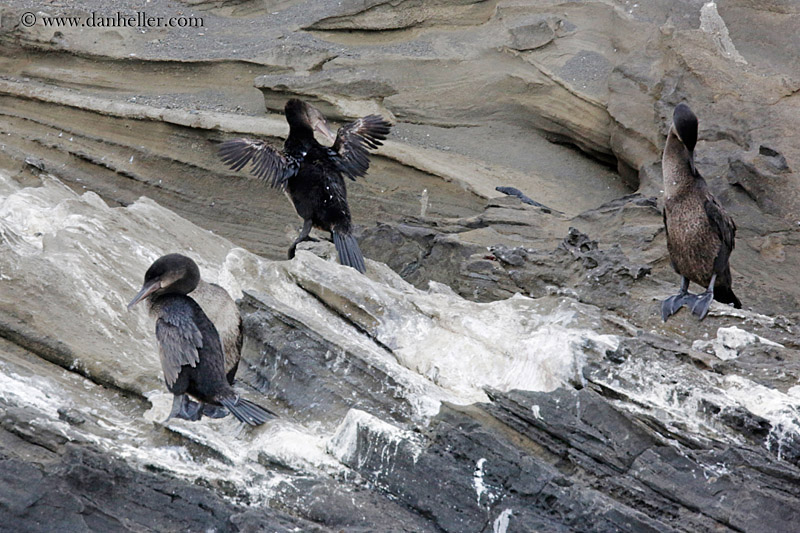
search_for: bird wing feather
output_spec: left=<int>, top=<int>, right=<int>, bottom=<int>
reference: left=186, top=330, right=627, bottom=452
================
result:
left=218, top=138, right=299, bottom=189
left=704, top=192, right=737, bottom=276
left=704, top=194, right=736, bottom=252
left=331, top=115, right=392, bottom=180
left=155, top=302, right=203, bottom=387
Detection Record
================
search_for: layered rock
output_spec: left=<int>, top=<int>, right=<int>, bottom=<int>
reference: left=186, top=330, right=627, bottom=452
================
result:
left=3, top=169, right=800, bottom=531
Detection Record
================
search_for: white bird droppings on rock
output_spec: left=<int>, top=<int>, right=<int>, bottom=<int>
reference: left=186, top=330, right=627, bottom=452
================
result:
left=700, top=2, right=748, bottom=64
left=692, top=326, right=783, bottom=361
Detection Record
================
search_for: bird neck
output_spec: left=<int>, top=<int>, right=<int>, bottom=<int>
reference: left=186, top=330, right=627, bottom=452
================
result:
left=147, top=292, right=188, bottom=315
left=285, top=126, right=317, bottom=155
left=662, top=131, right=697, bottom=199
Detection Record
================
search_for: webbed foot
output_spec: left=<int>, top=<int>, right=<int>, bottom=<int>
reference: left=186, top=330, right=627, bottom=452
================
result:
left=661, top=293, right=692, bottom=321
left=690, top=291, right=714, bottom=320
left=164, top=394, right=203, bottom=423
left=202, top=404, right=230, bottom=419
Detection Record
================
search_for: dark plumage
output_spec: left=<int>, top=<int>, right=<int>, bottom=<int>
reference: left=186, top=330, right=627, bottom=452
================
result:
left=661, top=103, right=742, bottom=321
left=495, top=186, right=562, bottom=214
left=128, top=254, right=275, bottom=426
left=218, top=99, right=392, bottom=273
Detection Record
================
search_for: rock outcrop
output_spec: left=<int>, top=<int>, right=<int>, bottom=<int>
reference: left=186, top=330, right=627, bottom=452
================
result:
left=3, top=169, right=800, bottom=531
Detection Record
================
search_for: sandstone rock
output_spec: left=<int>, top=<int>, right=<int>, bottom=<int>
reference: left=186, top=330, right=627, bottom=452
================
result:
left=305, top=0, right=496, bottom=31
left=507, top=17, right=557, bottom=51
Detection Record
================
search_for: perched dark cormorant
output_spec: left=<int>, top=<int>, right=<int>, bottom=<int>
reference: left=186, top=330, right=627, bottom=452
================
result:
left=661, top=103, right=741, bottom=321
left=128, top=254, right=275, bottom=426
left=218, top=99, right=392, bottom=273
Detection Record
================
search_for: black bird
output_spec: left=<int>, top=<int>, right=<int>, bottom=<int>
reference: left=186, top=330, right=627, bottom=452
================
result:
left=218, top=99, right=392, bottom=273
left=128, top=254, right=275, bottom=426
left=661, top=103, right=741, bottom=321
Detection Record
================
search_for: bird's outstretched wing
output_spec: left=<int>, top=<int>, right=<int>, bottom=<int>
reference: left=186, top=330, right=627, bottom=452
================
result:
left=155, top=301, right=203, bottom=388
left=331, top=115, right=392, bottom=180
left=218, top=139, right=299, bottom=189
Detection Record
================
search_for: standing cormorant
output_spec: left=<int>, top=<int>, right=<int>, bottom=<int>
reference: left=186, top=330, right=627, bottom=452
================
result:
left=661, top=103, right=742, bottom=321
left=128, top=254, right=275, bottom=426
left=218, top=99, right=392, bottom=273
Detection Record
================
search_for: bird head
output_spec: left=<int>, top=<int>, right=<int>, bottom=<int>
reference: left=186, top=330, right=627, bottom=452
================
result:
left=671, top=103, right=699, bottom=175
left=285, top=99, right=336, bottom=143
left=128, top=253, right=201, bottom=309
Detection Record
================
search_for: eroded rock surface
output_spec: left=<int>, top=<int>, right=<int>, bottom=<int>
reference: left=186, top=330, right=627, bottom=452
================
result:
left=3, top=170, right=800, bottom=532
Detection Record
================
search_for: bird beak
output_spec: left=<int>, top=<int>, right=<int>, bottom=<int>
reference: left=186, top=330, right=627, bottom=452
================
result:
left=312, top=117, right=336, bottom=144
left=688, top=151, right=697, bottom=175
left=670, top=123, right=680, bottom=142
left=671, top=124, right=698, bottom=175
left=127, top=279, right=161, bottom=310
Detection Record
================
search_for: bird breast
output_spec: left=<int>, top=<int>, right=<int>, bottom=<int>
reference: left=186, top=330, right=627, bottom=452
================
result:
left=665, top=197, right=720, bottom=285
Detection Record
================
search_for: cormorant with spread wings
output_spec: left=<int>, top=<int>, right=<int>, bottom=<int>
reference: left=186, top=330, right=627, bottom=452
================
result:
left=218, top=99, right=392, bottom=273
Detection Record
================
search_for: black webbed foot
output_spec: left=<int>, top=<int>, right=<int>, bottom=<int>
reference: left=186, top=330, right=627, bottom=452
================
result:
left=288, top=239, right=319, bottom=259
left=662, top=276, right=692, bottom=322
left=164, top=394, right=203, bottom=423
left=202, top=404, right=230, bottom=419
left=690, top=291, right=714, bottom=320
left=661, top=293, right=692, bottom=321
left=289, top=219, right=315, bottom=259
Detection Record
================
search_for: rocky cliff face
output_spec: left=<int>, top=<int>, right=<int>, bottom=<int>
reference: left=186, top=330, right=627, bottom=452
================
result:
left=1, top=1, right=800, bottom=532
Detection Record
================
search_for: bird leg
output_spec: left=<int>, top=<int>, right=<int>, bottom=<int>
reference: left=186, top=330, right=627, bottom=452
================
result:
left=661, top=276, right=691, bottom=321
left=288, top=219, right=316, bottom=259
left=690, top=273, right=717, bottom=320
left=164, top=394, right=203, bottom=423
left=201, top=404, right=230, bottom=419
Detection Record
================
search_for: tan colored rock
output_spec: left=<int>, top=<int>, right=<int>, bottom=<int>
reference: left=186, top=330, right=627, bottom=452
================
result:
left=305, top=0, right=496, bottom=31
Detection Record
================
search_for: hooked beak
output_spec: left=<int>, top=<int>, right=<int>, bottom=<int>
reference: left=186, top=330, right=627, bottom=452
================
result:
left=312, top=117, right=336, bottom=144
left=127, top=279, right=161, bottom=310
left=671, top=124, right=698, bottom=176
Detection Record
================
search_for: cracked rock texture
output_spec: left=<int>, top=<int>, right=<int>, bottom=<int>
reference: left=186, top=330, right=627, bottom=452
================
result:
left=2, top=1, right=800, bottom=532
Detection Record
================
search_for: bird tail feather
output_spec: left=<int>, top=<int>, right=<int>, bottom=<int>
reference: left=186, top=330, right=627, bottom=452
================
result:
left=219, top=396, right=277, bottom=426
left=333, top=231, right=366, bottom=274
left=713, top=284, right=741, bottom=308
